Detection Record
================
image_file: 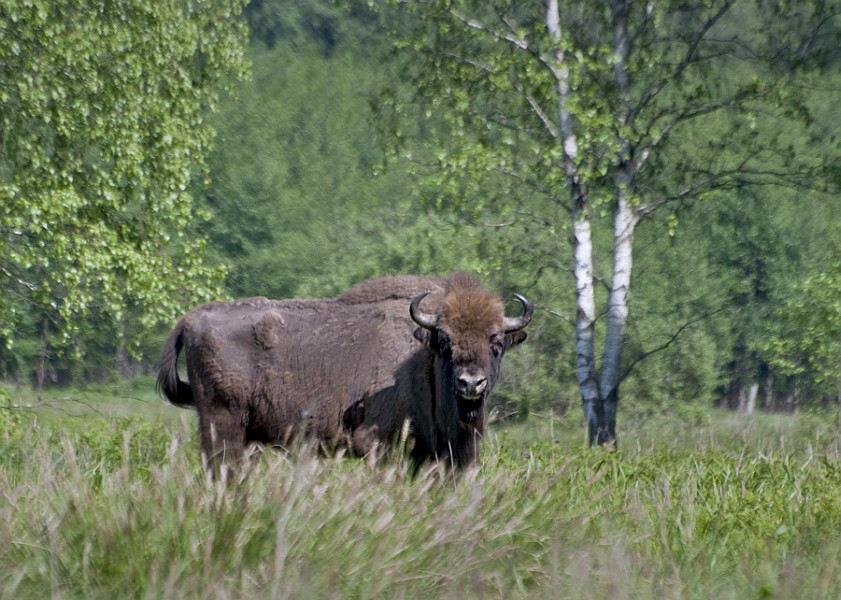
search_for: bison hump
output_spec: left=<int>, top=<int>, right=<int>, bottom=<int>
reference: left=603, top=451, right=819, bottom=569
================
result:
left=336, top=275, right=443, bottom=304
left=253, top=310, right=286, bottom=349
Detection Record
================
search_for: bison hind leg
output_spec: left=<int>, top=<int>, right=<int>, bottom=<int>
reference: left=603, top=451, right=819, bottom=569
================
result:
left=199, top=410, right=248, bottom=481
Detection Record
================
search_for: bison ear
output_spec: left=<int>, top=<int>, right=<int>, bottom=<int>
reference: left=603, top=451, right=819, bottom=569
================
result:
left=504, top=331, right=527, bottom=349
left=413, top=327, right=432, bottom=347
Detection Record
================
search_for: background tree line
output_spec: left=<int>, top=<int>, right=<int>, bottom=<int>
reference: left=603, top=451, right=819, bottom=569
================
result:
left=2, top=0, right=841, bottom=434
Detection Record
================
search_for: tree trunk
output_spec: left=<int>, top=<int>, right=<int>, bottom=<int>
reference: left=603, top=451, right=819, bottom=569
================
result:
left=572, top=199, right=602, bottom=444
left=549, top=0, right=641, bottom=447
left=548, top=0, right=604, bottom=445
left=570, top=199, right=639, bottom=447
left=37, top=316, right=49, bottom=395
left=586, top=0, right=637, bottom=447
left=761, top=363, right=774, bottom=410
left=744, top=383, right=759, bottom=415
left=596, top=199, right=638, bottom=445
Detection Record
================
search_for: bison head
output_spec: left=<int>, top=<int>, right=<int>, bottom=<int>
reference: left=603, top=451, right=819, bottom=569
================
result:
left=410, top=276, right=532, bottom=465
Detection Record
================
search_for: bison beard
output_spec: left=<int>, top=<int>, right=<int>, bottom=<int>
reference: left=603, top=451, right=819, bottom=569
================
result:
left=157, top=273, right=531, bottom=475
left=459, top=398, right=483, bottom=426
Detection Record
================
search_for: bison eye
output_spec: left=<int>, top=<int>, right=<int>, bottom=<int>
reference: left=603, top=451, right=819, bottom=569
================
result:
left=490, top=336, right=505, bottom=358
left=436, top=332, right=452, bottom=355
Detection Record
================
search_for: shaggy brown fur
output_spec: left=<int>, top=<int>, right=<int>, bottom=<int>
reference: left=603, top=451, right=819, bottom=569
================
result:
left=157, top=274, right=531, bottom=473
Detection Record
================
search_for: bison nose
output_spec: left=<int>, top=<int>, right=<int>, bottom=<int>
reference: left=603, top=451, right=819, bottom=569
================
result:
left=457, top=373, right=487, bottom=397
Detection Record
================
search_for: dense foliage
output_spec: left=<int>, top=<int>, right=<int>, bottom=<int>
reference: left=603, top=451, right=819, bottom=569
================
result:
left=0, top=0, right=249, bottom=380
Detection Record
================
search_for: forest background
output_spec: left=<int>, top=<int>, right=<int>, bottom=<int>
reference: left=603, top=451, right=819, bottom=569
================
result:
left=7, top=4, right=841, bottom=596
left=3, top=0, right=841, bottom=434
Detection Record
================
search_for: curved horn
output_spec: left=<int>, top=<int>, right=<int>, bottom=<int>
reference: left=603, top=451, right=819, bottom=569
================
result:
left=409, top=291, right=440, bottom=330
left=502, top=293, right=533, bottom=332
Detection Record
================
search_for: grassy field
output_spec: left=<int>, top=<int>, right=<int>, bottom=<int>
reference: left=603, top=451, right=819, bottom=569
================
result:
left=3, top=380, right=841, bottom=599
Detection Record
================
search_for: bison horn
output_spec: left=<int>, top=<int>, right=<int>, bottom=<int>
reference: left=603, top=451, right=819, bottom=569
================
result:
left=410, top=291, right=440, bottom=330
left=502, top=293, right=533, bottom=332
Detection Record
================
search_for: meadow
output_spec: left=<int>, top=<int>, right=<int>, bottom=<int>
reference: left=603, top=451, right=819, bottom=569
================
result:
left=2, top=379, right=841, bottom=599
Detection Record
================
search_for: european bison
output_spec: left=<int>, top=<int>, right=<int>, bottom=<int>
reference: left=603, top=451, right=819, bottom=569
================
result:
left=156, top=273, right=532, bottom=472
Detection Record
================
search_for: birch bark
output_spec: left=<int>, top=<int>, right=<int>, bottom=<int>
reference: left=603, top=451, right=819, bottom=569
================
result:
left=547, top=0, right=602, bottom=442
left=598, top=199, right=638, bottom=443
left=594, top=0, right=639, bottom=445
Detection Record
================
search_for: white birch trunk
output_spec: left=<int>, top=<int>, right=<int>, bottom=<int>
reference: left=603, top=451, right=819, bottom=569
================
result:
left=601, top=202, right=636, bottom=392
left=597, top=198, right=638, bottom=443
left=573, top=200, right=600, bottom=435
left=547, top=0, right=602, bottom=441
left=583, top=0, right=641, bottom=445
left=745, top=383, right=759, bottom=415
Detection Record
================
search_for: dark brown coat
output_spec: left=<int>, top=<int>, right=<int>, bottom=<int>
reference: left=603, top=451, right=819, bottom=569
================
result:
left=157, top=274, right=531, bottom=470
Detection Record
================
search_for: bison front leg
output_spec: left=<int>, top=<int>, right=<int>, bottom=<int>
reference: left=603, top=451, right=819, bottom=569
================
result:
left=199, top=409, right=247, bottom=480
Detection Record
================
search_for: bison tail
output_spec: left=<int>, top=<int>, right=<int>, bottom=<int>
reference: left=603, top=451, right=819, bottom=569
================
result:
left=156, top=323, right=194, bottom=408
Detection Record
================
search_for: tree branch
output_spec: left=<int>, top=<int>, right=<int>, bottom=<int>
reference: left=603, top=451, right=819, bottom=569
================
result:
left=628, top=1, right=737, bottom=122
left=450, top=8, right=529, bottom=50
left=448, top=8, right=563, bottom=81
left=634, top=98, right=743, bottom=172
left=518, top=85, right=560, bottom=139
left=620, top=308, right=727, bottom=383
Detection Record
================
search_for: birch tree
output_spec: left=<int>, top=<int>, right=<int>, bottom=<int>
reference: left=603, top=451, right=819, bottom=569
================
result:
left=376, top=0, right=838, bottom=444
left=0, top=1, right=249, bottom=359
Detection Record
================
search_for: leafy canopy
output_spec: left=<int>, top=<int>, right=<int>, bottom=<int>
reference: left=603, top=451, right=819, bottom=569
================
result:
left=766, top=225, right=841, bottom=385
left=373, top=0, right=834, bottom=215
left=0, top=0, right=249, bottom=349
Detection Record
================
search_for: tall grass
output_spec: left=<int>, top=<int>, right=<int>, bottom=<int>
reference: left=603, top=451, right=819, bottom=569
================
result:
left=3, top=406, right=841, bottom=599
